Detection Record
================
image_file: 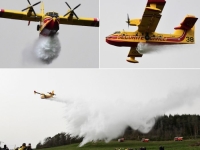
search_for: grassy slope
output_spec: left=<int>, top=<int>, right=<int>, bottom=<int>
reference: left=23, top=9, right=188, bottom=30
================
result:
left=38, top=140, right=200, bottom=150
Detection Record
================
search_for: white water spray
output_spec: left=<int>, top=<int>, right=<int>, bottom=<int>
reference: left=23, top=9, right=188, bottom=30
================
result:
left=136, top=42, right=164, bottom=54
left=34, top=34, right=61, bottom=64
left=51, top=85, right=200, bottom=147
left=136, top=42, right=185, bottom=55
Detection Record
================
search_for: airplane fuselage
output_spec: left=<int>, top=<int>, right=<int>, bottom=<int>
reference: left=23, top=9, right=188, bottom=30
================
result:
left=40, top=94, right=53, bottom=99
left=39, top=12, right=60, bottom=36
left=106, top=29, right=194, bottom=47
left=34, top=90, right=55, bottom=99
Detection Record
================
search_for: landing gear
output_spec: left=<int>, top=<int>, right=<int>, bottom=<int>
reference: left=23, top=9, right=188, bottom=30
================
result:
left=37, top=25, right=40, bottom=31
left=145, top=33, right=150, bottom=40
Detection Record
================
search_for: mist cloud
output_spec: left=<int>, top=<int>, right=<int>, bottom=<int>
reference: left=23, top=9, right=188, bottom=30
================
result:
left=137, top=42, right=179, bottom=54
left=52, top=85, right=200, bottom=146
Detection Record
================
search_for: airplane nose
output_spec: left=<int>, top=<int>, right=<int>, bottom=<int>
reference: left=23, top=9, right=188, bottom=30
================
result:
left=106, top=37, right=111, bottom=44
left=106, top=35, right=116, bottom=44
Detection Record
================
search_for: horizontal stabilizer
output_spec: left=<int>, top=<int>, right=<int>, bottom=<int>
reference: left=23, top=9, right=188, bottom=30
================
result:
left=174, top=16, right=198, bottom=30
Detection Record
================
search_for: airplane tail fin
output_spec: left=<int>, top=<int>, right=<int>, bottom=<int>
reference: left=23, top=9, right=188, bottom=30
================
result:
left=52, top=90, right=55, bottom=95
left=173, top=15, right=198, bottom=43
left=40, top=1, right=44, bottom=15
left=174, top=15, right=198, bottom=31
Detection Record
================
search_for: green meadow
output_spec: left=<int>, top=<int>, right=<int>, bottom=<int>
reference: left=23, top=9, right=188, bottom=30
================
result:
left=38, top=139, right=200, bottom=150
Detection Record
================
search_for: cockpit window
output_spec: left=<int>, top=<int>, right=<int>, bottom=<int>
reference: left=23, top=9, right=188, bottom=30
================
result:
left=113, top=31, right=121, bottom=34
left=45, top=12, right=59, bottom=18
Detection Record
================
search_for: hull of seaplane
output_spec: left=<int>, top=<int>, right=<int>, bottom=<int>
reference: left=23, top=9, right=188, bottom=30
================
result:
left=40, top=18, right=59, bottom=36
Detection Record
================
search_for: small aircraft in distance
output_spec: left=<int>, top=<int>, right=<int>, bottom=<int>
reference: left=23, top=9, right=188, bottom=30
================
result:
left=34, top=90, right=55, bottom=99
left=0, top=0, right=99, bottom=36
left=106, top=0, right=198, bottom=63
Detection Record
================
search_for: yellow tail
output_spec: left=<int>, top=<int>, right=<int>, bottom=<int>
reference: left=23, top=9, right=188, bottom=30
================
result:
left=40, top=1, right=44, bottom=15
left=185, top=26, right=195, bottom=43
left=173, top=15, right=198, bottom=44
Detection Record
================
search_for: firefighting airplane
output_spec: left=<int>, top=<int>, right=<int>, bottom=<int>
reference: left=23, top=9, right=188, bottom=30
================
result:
left=0, top=0, right=99, bottom=36
left=106, top=0, right=198, bottom=63
left=34, top=90, right=55, bottom=99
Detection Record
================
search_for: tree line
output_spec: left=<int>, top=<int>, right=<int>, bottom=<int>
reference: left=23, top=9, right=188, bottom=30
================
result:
left=124, top=114, right=200, bottom=141
left=36, top=133, right=83, bottom=149
left=36, top=114, right=200, bottom=149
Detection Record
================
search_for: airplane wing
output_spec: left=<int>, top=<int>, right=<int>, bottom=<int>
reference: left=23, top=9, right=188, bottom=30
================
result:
left=138, top=0, right=166, bottom=33
left=59, top=16, right=99, bottom=27
left=34, top=91, right=43, bottom=95
left=0, top=9, right=42, bottom=22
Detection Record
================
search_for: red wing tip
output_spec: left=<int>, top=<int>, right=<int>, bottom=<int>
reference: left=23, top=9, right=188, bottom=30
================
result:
left=148, top=0, right=166, bottom=3
left=94, top=18, right=99, bottom=22
left=0, top=9, right=5, bottom=17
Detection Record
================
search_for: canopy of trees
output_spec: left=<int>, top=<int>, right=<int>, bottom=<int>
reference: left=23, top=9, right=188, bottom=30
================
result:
left=36, top=133, right=82, bottom=149
left=124, top=114, right=200, bottom=141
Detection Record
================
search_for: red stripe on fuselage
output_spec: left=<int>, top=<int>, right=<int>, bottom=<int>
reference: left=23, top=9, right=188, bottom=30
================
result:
left=0, top=9, right=5, bottom=17
left=44, top=19, right=59, bottom=30
left=166, top=30, right=187, bottom=42
left=43, top=17, right=52, bottom=23
left=106, top=38, right=138, bottom=47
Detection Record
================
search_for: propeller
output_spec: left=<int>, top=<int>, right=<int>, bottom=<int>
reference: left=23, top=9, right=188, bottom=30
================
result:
left=63, top=2, right=81, bottom=19
left=22, top=0, right=41, bottom=17
left=126, top=14, right=130, bottom=28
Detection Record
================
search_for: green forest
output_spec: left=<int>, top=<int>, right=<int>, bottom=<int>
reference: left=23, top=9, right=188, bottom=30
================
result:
left=36, top=114, right=200, bottom=149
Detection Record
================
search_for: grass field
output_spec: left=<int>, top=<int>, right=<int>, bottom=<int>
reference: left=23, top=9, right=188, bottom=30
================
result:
left=38, top=139, right=200, bottom=150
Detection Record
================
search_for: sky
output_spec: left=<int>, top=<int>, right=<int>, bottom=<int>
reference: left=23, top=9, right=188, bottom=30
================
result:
left=0, top=0, right=99, bottom=68
left=100, top=0, right=200, bottom=68
left=1, top=69, right=200, bottom=148
left=1, top=0, right=200, bottom=149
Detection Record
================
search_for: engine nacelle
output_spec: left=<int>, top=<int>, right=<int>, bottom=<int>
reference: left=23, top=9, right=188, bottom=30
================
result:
left=129, top=19, right=141, bottom=26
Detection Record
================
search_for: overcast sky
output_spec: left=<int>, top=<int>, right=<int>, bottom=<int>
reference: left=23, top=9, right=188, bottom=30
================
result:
left=100, top=0, right=200, bottom=68
left=1, top=69, right=200, bottom=148
left=0, top=0, right=99, bottom=68
left=1, top=0, right=200, bottom=149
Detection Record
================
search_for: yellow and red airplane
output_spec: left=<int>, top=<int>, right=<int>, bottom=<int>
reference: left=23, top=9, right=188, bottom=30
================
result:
left=106, top=0, right=198, bottom=63
left=34, top=90, right=55, bottom=99
left=0, top=0, right=99, bottom=36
